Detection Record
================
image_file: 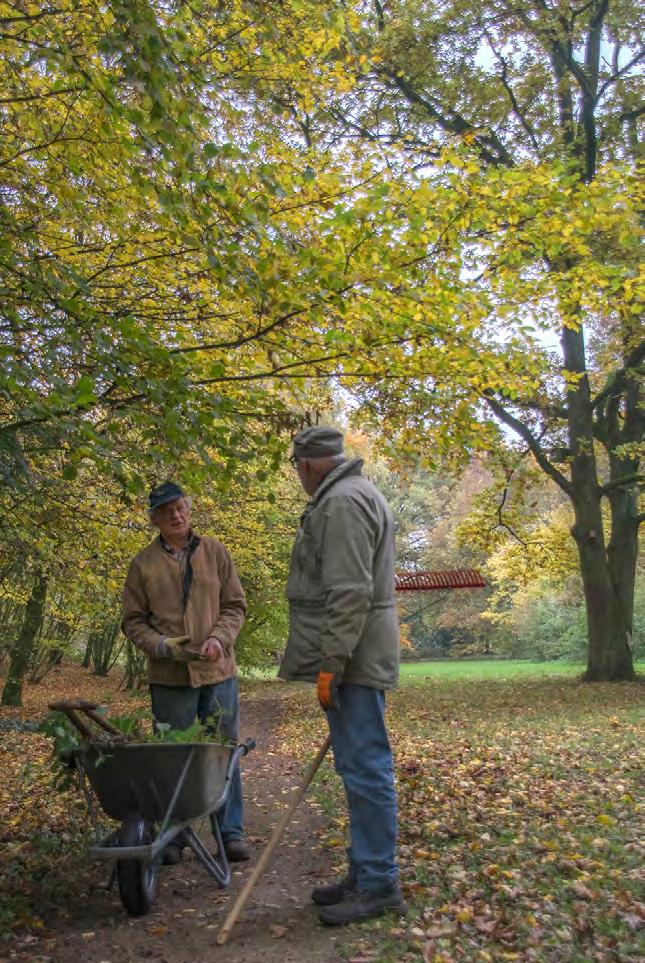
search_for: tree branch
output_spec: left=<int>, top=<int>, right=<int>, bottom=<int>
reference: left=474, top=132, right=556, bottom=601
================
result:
left=597, top=48, right=645, bottom=99
left=377, top=67, right=514, bottom=167
left=599, top=472, right=644, bottom=495
left=483, top=28, right=540, bottom=154
left=591, top=339, right=645, bottom=410
left=482, top=393, right=573, bottom=495
left=0, top=85, right=85, bottom=105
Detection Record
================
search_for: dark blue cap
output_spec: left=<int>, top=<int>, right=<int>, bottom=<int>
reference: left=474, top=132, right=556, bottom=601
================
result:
left=149, top=481, right=185, bottom=511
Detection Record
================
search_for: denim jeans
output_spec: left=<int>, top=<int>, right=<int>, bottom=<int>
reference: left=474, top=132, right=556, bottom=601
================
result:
left=326, top=683, right=399, bottom=892
left=149, top=678, right=243, bottom=842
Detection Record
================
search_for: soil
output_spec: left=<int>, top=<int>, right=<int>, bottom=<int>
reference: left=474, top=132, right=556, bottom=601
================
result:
left=10, top=685, right=351, bottom=963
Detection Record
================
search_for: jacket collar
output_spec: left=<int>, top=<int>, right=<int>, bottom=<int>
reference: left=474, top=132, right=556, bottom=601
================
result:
left=309, top=457, right=364, bottom=508
left=158, top=530, right=201, bottom=557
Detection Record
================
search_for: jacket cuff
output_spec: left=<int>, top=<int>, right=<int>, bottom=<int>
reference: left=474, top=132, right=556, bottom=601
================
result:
left=141, top=633, right=166, bottom=658
left=319, top=656, right=346, bottom=678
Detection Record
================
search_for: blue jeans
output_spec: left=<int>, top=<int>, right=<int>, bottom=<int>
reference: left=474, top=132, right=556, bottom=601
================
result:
left=149, top=678, right=244, bottom=842
left=326, top=683, right=399, bottom=892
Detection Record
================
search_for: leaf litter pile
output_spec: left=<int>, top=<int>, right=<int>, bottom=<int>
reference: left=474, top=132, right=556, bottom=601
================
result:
left=0, top=664, right=643, bottom=963
left=278, top=675, right=644, bottom=963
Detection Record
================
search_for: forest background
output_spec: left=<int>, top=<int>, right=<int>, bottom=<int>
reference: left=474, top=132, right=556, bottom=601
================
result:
left=0, top=0, right=643, bottom=706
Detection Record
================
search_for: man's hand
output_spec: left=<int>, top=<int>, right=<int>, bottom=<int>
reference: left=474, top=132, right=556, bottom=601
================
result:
left=317, top=671, right=340, bottom=711
left=201, top=637, right=225, bottom=661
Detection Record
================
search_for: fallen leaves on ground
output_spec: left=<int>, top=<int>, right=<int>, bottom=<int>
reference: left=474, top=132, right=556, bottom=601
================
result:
left=1, top=663, right=643, bottom=963
left=277, top=675, right=644, bottom=963
left=0, top=663, right=147, bottom=938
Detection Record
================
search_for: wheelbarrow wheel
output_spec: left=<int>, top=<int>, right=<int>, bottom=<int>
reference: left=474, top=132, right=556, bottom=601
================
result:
left=116, top=817, right=158, bottom=917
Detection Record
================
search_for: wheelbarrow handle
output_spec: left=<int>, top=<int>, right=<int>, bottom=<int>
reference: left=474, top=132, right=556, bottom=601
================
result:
left=225, top=738, right=256, bottom=781
left=49, top=700, right=101, bottom=711
left=47, top=700, right=130, bottom=742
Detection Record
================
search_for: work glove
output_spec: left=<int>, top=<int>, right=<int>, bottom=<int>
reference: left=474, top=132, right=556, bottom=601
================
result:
left=317, top=670, right=341, bottom=712
left=156, top=636, right=205, bottom=662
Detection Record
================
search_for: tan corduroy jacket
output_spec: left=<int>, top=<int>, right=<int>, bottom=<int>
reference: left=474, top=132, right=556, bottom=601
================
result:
left=122, top=535, right=246, bottom=687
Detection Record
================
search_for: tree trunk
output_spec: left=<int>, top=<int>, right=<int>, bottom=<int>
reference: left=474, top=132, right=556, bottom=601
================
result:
left=602, top=347, right=642, bottom=672
left=562, top=324, right=635, bottom=681
left=81, top=634, right=94, bottom=668
left=605, top=477, right=639, bottom=671
left=1, top=570, right=48, bottom=706
left=122, top=639, right=147, bottom=691
left=91, top=620, right=121, bottom=676
left=573, top=510, right=634, bottom=681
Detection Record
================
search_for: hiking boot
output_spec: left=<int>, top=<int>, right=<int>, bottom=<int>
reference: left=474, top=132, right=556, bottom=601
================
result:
left=311, top=870, right=357, bottom=906
left=318, top=885, right=407, bottom=926
left=224, top=838, right=250, bottom=862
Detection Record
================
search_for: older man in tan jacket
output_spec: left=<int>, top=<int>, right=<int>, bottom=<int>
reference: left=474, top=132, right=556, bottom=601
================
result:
left=122, top=481, right=249, bottom=863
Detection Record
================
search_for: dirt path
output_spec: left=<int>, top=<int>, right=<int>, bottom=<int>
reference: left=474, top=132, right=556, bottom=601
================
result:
left=19, top=687, right=350, bottom=963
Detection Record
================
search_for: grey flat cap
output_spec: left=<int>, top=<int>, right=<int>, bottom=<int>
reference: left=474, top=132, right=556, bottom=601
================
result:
left=292, top=426, right=344, bottom=459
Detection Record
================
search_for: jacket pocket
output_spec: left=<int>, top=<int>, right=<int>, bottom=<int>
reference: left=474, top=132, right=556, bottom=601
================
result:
left=282, top=603, right=324, bottom=678
left=287, top=527, right=321, bottom=600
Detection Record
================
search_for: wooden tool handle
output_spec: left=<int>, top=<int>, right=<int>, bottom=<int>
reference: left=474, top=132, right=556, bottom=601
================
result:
left=216, top=733, right=332, bottom=946
left=48, top=700, right=129, bottom=742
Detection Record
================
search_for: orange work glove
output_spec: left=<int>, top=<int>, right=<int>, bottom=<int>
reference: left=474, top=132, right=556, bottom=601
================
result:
left=317, top=671, right=340, bottom=711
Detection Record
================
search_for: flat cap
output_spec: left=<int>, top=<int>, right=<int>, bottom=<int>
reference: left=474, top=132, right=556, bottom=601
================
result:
left=292, top=426, right=344, bottom=460
left=149, top=480, right=185, bottom=511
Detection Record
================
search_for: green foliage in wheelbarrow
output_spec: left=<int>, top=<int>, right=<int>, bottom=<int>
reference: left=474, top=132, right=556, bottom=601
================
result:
left=40, top=708, right=230, bottom=791
left=39, top=711, right=84, bottom=791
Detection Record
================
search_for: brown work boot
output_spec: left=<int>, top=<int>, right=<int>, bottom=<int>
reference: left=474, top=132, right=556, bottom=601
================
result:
left=311, top=869, right=357, bottom=906
left=318, top=885, right=407, bottom=926
left=224, top=838, right=250, bottom=862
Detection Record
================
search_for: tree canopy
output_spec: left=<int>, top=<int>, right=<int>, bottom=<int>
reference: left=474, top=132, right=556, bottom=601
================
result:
left=0, top=0, right=642, bottom=688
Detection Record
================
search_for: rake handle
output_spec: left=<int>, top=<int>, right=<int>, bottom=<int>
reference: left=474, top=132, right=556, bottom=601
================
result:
left=216, top=733, right=332, bottom=946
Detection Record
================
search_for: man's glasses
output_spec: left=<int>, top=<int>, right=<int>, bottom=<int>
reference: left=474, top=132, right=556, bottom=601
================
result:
left=289, top=454, right=299, bottom=468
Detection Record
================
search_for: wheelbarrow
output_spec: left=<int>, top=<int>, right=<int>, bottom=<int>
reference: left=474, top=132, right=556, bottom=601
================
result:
left=49, top=700, right=255, bottom=917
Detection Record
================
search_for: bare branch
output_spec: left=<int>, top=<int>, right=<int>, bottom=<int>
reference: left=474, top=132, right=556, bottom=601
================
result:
left=482, top=393, right=573, bottom=496
left=598, top=48, right=645, bottom=99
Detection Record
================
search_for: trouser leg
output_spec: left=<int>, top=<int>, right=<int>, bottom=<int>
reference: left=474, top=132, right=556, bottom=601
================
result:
left=149, top=683, right=199, bottom=730
left=327, top=683, right=399, bottom=892
left=198, top=678, right=244, bottom=843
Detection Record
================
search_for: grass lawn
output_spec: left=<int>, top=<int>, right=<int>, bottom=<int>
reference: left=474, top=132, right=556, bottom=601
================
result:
left=399, top=660, right=588, bottom=682
left=246, top=659, right=645, bottom=684
left=278, top=665, right=645, bottom=962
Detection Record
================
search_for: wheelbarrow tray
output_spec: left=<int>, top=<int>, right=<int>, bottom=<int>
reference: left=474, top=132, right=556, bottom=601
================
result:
left=76, top=742, right=231, bottom=822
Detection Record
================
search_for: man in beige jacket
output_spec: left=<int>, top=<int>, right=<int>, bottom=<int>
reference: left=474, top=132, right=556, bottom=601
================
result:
left=122, top=481, right=249, bottom=863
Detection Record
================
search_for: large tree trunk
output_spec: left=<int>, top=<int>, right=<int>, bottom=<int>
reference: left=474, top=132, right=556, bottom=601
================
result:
left=573, top=508, right=635, bottom=681
left=562, top=324, right=635, bottom=681
left=1, top=570, right=48, bottom=706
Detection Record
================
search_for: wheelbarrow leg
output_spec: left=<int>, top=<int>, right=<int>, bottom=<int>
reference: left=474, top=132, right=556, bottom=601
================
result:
left=183, top=823, right=231, bottom=887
